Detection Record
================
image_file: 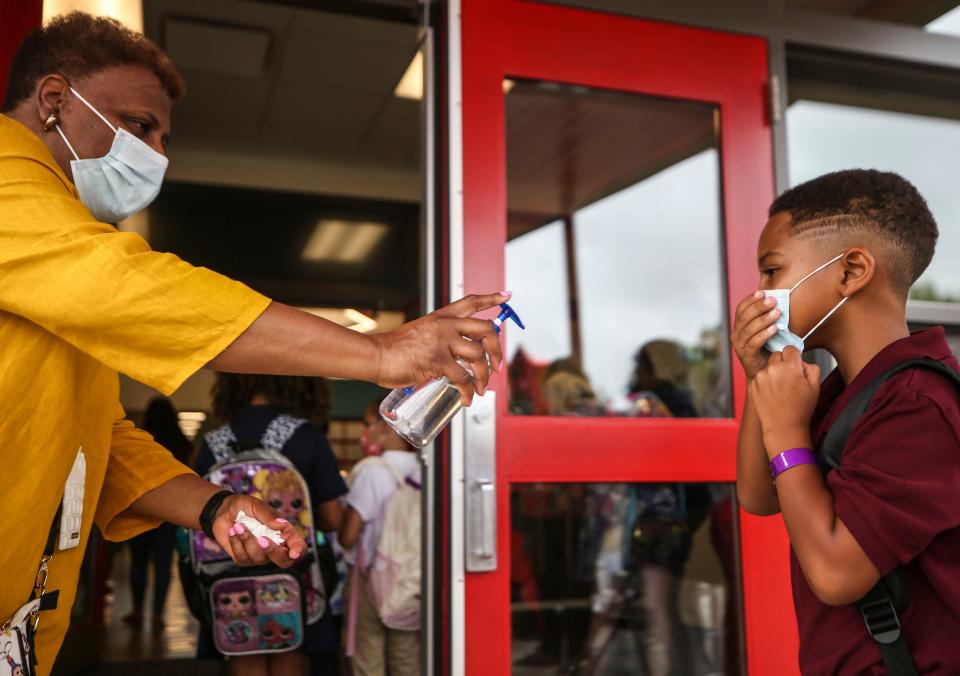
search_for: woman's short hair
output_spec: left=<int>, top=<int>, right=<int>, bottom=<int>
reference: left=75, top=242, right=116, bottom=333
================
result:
left=2, top=11, right=185, bottom=112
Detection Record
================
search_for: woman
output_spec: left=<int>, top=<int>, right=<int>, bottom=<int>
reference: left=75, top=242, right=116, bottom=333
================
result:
left=194, top=374, right=347, bottom=676
left=0, top=11, right=505, bottom=671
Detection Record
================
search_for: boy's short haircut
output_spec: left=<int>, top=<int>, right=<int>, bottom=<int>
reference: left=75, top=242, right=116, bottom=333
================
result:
left=2, top=11, right=185, bottom=112
left=769, top=169, right=938, bottom=296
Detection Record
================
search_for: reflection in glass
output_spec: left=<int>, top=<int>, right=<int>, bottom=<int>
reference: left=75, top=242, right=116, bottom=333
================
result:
left=788, top=100, right=960, bottom=302
left=504, top=81, right=731, bottom=418
left=511, top=482, right=740, bottom=675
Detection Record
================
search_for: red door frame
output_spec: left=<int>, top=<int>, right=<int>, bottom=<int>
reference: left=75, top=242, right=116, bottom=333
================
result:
left=459, top=1, right=798, bottom=673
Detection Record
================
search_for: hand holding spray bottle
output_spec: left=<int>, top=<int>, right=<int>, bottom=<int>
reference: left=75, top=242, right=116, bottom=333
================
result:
left=379, top=303, right=525, bottom=447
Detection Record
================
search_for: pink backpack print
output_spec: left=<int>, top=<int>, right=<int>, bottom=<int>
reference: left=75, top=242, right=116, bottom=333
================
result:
left=189, top=414, right=327, bottom=656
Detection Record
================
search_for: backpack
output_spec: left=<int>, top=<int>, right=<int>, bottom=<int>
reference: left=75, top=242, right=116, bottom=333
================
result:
left=189, top=414, right=327, bottom=656
left=346, top=456, right=421, bottom=644
left=819, top=357, right=960, bottom=676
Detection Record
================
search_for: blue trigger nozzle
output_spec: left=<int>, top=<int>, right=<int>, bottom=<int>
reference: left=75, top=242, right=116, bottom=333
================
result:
left=493, top=302, right=525, bottom=334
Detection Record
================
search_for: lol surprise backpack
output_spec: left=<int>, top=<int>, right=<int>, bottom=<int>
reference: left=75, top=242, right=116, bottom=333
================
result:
left=190, top=414, right=326, bottom=656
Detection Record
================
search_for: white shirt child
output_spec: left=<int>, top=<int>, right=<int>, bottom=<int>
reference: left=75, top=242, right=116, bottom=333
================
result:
left=346, top=450, right=421, bottom=567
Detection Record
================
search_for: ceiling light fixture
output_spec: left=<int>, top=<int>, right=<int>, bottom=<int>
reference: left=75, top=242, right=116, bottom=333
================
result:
left=297, top=308, right=407, bottom=335
left=394, top=49, right=424, bottom=100
left=302, top=219, right=389, bottom=263
left=299, top=307, right=378, bottom=333
left=342, top=308, right=378, bottom=334
left=395, top=50, right=514, bottom=101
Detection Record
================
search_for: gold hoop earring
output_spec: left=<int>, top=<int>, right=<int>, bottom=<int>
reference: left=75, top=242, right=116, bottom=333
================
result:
left=42, top=113, right=58, bottom=131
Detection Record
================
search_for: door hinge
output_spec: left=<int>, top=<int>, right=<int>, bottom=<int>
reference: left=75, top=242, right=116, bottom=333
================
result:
left=768, top=75, right=783, bottom=124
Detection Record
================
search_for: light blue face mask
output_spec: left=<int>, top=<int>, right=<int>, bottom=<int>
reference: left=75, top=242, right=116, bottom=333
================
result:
left=55, top=87, right=168, bottom=224
left=764, top=252, right=848, bottom=353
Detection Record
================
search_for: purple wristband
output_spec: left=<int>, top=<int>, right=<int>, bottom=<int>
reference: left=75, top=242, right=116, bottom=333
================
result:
left=769, top=447, right=817, bottom=481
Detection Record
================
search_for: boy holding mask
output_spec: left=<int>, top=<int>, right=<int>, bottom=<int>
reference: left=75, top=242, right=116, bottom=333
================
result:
left=732, top=169, right=960, bottom=674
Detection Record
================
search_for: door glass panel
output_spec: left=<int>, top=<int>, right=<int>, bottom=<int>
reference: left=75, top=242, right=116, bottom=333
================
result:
left=510, top=483, right=741, bottom=675
left=505, top=81, right=732, bottom=418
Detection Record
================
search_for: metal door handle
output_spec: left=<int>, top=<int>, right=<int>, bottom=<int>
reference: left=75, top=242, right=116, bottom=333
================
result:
left=474, top=479, right=495, bottom=559
left=465, top=392, right=496, bottom=571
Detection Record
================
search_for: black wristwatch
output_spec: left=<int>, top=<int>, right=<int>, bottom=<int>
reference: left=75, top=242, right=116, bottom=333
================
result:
left=199, top=490, right=233, bottom=539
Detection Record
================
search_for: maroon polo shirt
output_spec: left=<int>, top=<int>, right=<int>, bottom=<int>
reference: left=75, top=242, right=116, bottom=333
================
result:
left=793, top=327, right=960, bottom=674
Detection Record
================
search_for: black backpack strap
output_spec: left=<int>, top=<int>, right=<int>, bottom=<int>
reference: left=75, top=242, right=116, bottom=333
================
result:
left=819, top=357, right=960, bottom=676
left=859, top=567, right=917, bottom=676
left=204, top=424, right=238, bottom=464
left=260, top=414, right=307, bottom=453
left=820, top=358, right=960, bottom=473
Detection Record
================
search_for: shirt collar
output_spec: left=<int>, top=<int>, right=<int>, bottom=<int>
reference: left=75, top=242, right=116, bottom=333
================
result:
left=814, top=326, right=955, bottom=438
left=0, top=113, right=77, bottom=197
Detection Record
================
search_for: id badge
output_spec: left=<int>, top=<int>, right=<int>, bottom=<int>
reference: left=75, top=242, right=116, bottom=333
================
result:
left=59, top=448, right=85, bottom=551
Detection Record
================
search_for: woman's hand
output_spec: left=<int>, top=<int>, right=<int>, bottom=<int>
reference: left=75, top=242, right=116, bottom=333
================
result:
left=213, top=494, right=307, bottom=568
left=730, top=290, right=780, bottom=380
left=750, top=347, right=819, bottom=457
left=370, top=292, right=512, bottom=405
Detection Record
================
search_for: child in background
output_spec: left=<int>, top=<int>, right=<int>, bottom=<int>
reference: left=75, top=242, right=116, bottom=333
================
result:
left=732, top=169, right=960, bottom=674
left=194, top=374, right=347, bottom=676
left=339, top=400, right=421, bottom=676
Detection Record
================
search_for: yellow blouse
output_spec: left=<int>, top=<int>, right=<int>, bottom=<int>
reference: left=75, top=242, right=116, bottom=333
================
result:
left=0, top=114, right=271, bottom=672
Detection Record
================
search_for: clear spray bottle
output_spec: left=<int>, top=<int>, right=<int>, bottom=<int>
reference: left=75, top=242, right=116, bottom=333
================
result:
left=379, top=303, right=525, bottom=448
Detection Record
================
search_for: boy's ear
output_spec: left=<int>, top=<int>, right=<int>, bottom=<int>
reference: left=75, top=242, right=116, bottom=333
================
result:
left=839, top=247, right=875, bottom=298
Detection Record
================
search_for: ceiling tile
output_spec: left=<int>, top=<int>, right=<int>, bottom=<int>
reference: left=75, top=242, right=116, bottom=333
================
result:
left=357, top=132, right=420, bottom=170
left=258, top=127, right=361, bottom=163
left=265, top=83, right=384, bottom=136
left=280, top=29, right=415, bottom=95
left=145, top=0, right=292, bottom=35
left=164, top=18, right=271, bottom=78
left=172, top=70, right=272, bottom=123
left=292, top=9, right=415, bottom=45
left=168, top=111, right=261, bottom=153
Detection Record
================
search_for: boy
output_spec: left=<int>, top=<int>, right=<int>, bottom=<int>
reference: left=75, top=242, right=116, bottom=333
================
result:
left=732, top=169, right=960, bottom=674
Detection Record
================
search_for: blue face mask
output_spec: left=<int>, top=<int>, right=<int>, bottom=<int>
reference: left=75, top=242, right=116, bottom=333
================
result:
left=764, top=252, right=848, bottom=353
left=54, top=87, right=168, bottom=223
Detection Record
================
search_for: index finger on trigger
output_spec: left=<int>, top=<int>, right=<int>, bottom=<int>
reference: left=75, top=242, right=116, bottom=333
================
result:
left=444, top=292, right=512, bottom=318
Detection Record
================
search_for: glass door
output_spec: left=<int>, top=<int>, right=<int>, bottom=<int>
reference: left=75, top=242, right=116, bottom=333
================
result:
left=451, top=1, right=798, bottom=674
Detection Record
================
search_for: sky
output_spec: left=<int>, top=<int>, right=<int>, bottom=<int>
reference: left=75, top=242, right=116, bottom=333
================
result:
left=506, top=87, right=960, bottom=406
left=787, top=101, right=960, bottom=300
left=506, top=149, right=725, bottom=406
